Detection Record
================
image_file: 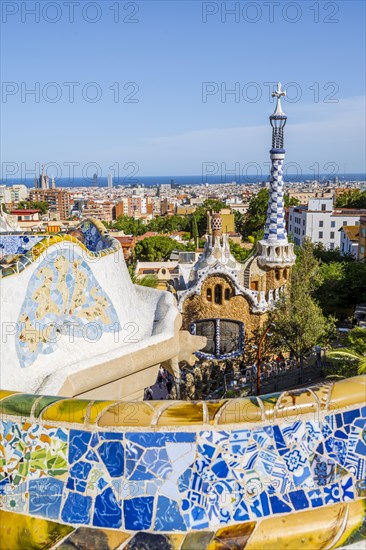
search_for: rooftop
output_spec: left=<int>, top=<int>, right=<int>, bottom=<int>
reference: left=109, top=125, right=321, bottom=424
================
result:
left=340, top=225, right=360, bottom=241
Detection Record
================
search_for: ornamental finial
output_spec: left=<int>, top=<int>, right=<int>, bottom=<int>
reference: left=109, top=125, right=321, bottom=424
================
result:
left=271, top=82, right=287, bottom=118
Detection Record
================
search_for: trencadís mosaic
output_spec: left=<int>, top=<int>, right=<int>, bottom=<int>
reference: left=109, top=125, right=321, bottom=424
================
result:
left=0, top=396, right=365, bottom=533
left=15, top=248, right=120, bottom=368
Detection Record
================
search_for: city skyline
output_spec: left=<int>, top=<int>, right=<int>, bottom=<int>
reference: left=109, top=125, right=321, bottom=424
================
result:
left=1, top=1, right=365, bottom=176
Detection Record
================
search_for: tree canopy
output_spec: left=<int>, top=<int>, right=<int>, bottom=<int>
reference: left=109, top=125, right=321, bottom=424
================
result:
left=270, top=239, right=335, bottom=359
left=241, top=190, right=299, bottom=241
left=313, top=245, right=366, bottom=312
left=228, top=240, right=252, bottom=263
left=335, top=190, right=366, bottom=209
left=17, top=200, right=49, bottom=215
left=134, top=236, right=194, bottom=262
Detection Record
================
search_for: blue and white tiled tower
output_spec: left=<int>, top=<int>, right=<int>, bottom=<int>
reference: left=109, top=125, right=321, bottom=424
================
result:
left=257, top=82, right=296, bottom=268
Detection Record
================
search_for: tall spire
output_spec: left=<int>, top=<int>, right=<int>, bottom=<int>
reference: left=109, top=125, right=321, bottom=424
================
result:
left=263, top=82, right=288, bottom=242
left=257, top=82, right=296, bottom=268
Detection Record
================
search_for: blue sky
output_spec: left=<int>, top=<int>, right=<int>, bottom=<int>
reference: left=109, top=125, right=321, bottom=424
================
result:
left=1, top=0, right=365, bottom=178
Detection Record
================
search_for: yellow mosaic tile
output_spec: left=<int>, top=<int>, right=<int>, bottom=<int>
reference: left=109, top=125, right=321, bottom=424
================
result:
left=261, top=393, right=282, bottom=422
left=328, top=375, right=366, bottom=411
left=206, top=401, right=227, bottom=424
left=181, top=532, right=215, bottom=549
left=208, top=521, right=256, bottom=549
left=0, top=389, right=16, bottom=401
left=334, top=499, right=366, bottom=549
left=217, top=398, right=263, bottom=425
left=41, top=399, right=92, bottom=424
left=157, top=402, right=204, bottom=426
left=245, top=501, right=349, bottom=550
left=0, top=510, right=74, bottom=550
left=98, top=402, right=155, bottom=427
left=311, top=383, right=333, bottom=410
left=58, top=526, right=131, bottom=549
left=86, top=401, right=116, bottom=425
left=275, top=389, right=319, bottom=420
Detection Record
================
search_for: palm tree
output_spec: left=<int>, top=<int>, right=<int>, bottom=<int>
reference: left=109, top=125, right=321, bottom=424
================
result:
left=128, top=264, right=159, bottom=288
left=327, top=327, right=366, bottom=375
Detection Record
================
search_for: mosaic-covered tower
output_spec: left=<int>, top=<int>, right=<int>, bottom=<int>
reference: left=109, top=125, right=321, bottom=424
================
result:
left=257, top=82, right=296, bottom=268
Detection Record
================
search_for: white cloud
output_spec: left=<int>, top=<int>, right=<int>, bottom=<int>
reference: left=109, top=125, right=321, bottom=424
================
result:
left=113, top=96, right=365, bottom=175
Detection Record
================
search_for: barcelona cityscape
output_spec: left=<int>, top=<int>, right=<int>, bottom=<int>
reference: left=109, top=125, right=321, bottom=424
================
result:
left=0, top=1, right=365, bottom=549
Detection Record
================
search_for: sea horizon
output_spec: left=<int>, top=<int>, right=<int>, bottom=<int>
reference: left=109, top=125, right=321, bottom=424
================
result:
left=1, top=173, right=366, bottom=188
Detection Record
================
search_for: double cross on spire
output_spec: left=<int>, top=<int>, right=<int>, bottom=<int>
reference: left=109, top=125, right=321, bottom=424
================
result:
left=271, top=82, right=287, bottom=119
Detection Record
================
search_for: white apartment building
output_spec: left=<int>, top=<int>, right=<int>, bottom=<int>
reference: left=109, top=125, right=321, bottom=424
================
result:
left=288, top=198, right=365, bottom=249
left=340, top=226, right=359, bottom=258
left=0, top=184, right=28, bottom=204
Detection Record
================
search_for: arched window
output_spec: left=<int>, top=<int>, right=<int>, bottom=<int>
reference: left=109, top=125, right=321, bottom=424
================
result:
left=224, top=288, right=230, bottom=301
left=275, top=269, right=280, bottom=281
left=206, top=288, right=212, bottom=302
left=283, top=268, right=288, bottom=280
left=190, top=319, right=244, bottom=359
left=214, top=284, right=222, bottom=305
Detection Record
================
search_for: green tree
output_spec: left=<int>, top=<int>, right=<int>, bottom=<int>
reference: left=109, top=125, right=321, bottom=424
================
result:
left=17, top=200, right=49, bottom=215
left=242, top=190, right=298, bottom=241
left=191, top=199, right=227, bottom=236
left=233, top=210, right=245, bottom=235
left=284, top=194, right=300, bottom=207
left=314, top=259, right=366, bottom=313
left=243, top=189, right=269, bottom=240
left=128, top=264, right=159, bottom=288
left=202, top=199, right=226, bottom=212
left=335, top=190, right=366, bottom=209
left=270, top=239, right=335, bottom=359
left=111, top=216, right=145, bottom=236
left=134, top=236, right=177, bottom=261
left=228, top=240, right=252, bottom=262
left=313, top=242, right=354, bottom=264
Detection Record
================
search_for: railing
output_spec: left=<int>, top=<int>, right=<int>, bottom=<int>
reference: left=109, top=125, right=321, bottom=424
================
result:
left=225, top=358, right=324, bottom=396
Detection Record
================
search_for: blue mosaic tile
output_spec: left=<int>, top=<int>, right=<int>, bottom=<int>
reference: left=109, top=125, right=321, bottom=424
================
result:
left=249, top=491, right=270, bottom=518
left=289, top=489, right=310, bottom=511
left=269, top=494, right=292, bottom=514
left=98, top=441, right=124, bottom=477
left=0, top=235, right=43, bottom=256
left=273, top=425, right=286, bottom=452
left=70, top=460, right=92, bottom=480
left=29, top=478, right=63, bottom=520
left=2, top=406, right=366, bottom=532
left=16, top=248, right=120, bottom=368
left=126, top=432, right=196, bottom=447
left=189, top=505, right=209, bottom=530
left=93, top=487, right=122, bottom=528
left=99, top=432, right=123, bottom=441
left=324, top=482, right=341, bottom=504
left=343, top=409, right=360, bottom=425
left=61, top=492, right=92, bottom=524
left=69, top=430, right=92, bottom=463
left=211, top=455, right=229, bottom=478
left=340, top=475, right=355, bottom=501
left=178, top=468, right=192, bottom=492
left=124, top=497, right=154, bottom=530
left=79, top=220, right=109, bottom=252
left=308, top=489, right=323, bottom=508
left=233, top=497, right=250, bottom=521
left=155, top=496, right=186, bottom=531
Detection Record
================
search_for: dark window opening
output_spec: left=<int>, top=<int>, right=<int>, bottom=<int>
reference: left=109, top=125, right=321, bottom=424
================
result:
left=191, top=319, right=244, bottom=359
left=206, top=288, right=212, bottom=302
left=194, top=320, right=216, bottom=355
left=224, top=288, right=230, bottom=301
left=214, top=284, right=222, bottom=305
